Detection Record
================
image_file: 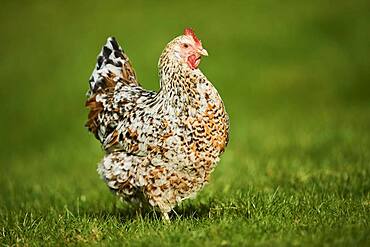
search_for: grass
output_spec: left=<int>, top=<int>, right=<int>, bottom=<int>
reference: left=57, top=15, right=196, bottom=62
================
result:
left=0, top=0, right=369, bottom=246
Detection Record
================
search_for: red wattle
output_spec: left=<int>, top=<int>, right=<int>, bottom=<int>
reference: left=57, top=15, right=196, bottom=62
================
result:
left=187, top=54, right=200, bottom=69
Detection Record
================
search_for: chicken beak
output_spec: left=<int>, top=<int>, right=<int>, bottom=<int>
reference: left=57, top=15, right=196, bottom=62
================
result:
left=198, top=48, right=208, bottom=57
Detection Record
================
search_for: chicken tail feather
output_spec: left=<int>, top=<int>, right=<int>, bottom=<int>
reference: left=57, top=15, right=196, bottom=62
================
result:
left=87, top=37, right=139, bottom=96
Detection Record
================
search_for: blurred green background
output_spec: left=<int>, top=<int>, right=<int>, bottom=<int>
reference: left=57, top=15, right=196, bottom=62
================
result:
left=0, top=0, right=369, bottom=245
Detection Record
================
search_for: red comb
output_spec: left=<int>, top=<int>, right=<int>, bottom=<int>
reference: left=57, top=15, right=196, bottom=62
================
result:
left=184, top=28, right=201, bottom=46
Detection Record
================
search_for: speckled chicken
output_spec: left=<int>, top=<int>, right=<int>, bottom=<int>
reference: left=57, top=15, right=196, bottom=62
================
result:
left=85, top=28, right=229, bottom=221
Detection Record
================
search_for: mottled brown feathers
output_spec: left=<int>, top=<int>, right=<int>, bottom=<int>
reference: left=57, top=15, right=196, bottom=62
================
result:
left=85, top=96, right=103, bottom=136
left=122, top=59, right=138, bottom=85
left=86, top=37, right=140, bottom=137
left=87, top=33, right=229, bottom=221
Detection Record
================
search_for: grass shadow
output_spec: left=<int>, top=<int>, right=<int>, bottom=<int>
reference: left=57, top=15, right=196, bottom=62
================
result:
left=84, top=197, right=219, bottom=223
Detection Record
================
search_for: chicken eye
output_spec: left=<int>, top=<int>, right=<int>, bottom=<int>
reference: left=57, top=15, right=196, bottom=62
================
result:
left=183, top=44, right=189, bottom=48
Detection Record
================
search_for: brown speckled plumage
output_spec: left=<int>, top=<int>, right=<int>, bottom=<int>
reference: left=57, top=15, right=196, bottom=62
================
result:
left=86, top=29, right=229, bottom=221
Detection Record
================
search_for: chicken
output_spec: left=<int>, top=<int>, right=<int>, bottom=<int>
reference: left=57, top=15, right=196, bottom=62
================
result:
left=85, top=28, right=229, bottom=221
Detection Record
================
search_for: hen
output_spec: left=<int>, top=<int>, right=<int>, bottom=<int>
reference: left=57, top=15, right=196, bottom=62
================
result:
left=85, top=28, right=229, bottom=221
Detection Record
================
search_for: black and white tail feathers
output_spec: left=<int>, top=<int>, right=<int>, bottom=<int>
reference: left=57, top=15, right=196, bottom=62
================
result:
left=87, top=37, right=139, bottom=97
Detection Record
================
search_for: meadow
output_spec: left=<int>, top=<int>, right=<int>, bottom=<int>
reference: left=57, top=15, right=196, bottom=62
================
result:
left=0, top=0, right=369, bottom=246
